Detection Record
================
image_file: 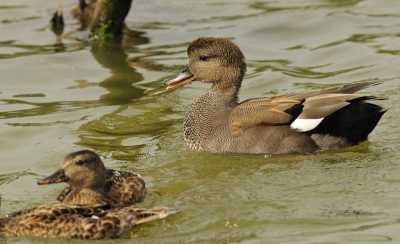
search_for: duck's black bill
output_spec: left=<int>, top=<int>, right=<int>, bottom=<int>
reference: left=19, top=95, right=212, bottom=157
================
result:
left=164, top=65, right=196, bottom=90
left=37, top=169, right=69, bottom=185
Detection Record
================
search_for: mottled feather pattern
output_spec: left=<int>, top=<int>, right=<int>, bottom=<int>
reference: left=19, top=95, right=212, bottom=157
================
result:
left=0, top=150, right=178, bottom=239
left=0, top=204, right=176, bottom=239
left=57, top=169, right=146, bottom=206
left=184, top=91, right=320, bottom=154
left=107, top=171, right=146, bottom=206
left=184, top=82, right=386, bottom=154
left=173, top=37, right=389, bottom=154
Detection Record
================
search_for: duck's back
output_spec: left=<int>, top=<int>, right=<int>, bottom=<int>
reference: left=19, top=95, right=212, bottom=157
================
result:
left=183, top=82, right=388, bottom=154
left=57, top=169, right=146, bottom=206
left=0, top=204, right=177, bottom=239
left=1, top=204, right=126, bottom=239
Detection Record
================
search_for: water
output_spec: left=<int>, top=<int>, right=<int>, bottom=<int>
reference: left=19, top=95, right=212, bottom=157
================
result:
left=0, top=0, right=400, bottom=243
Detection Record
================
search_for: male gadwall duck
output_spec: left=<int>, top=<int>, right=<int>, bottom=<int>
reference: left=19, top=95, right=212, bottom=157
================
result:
left=0, top=150, right=178, bottom=239
left=39, top=150, right=147, bottom=206
left=164, top=37, right=388, bottom=154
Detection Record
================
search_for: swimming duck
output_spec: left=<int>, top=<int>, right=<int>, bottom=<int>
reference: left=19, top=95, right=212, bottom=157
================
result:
left=39, top=150, right=147, bottom=206
left=164, top=37, right=389, bottom=154
left=0, top=150, right=178, bottom=239
left=0, top=203, right=177, bottom=239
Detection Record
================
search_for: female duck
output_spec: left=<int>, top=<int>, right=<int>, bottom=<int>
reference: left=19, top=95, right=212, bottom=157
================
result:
left=0, top=204, right=177, bottom=239
left=0, top=150, right=178, bottom=239
left=48, top=150, right=146, bottom=206
left=164, top=37, right=388, bottom=154
left=38, top=150, right=147, bottom=207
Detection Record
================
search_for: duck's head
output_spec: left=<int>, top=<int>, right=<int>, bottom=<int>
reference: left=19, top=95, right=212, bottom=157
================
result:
left=38, top=150, right=107, bottom=190
left=164, top=37, right=246, bottom=91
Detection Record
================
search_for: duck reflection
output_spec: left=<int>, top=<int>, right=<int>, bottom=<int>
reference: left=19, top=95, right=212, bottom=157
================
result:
left=48, top=2, right=176, bottom=158
left=91, top=35, right=148, bottom=105
left=50, top=0, right=150, bottom=104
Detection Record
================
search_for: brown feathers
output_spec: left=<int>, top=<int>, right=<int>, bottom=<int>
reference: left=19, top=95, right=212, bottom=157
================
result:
left=57, top=169, right=147, bottom=206
left=0, top=150, right=178, bottom=239
left=1, top=204, right=178, bottom=239
left=230, top=98, right=298, bottom=134
left=165, top=37, right=388, bottom=154
left=38, top=150, right=146, bottom=206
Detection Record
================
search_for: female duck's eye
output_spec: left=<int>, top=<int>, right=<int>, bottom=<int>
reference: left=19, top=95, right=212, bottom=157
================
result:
left=199, top=55, right=207, bottom=61
left=76, top=160, right=84, bottom=166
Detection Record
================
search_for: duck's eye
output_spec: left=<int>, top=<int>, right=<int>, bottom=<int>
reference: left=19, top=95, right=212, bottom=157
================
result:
left=199, top=55, right=208, bottom=61
left=76, top=160, right=85, bottom=166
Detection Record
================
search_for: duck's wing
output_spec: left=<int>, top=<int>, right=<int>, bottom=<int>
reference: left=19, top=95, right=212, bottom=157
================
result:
left=106, top=170, right=147, bottom=206
left=229, top=97, right=298, bottom=135
left=271, top=81, right=382, bottom=101
left=114, top=206, right=180, bottom=225
left=5, top=204, right=117, bottom=239
left=6, top=206, right=39, bottom=218
left=3, top=204, right=178, bottom=239
left=4, top=203, right=93, bottom=218
left=4, top=204, right=115, bottom=239
left=230, top=81, right=384, bottom=134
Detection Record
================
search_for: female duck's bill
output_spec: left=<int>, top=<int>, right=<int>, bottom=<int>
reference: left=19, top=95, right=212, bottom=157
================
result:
left=38, top=168, right=69, bottom=185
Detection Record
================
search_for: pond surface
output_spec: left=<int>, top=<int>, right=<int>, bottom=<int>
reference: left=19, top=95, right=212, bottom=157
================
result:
left=0, top=0, right=400, bottom=243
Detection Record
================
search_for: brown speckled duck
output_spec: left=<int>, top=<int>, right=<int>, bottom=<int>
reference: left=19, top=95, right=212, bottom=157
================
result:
left=164, top=37, right=389, bottom=154
left=39, top=150, right=146, bottom=206
left=0, top=204, right=177, bottom=239
left=0, top=150, right=178, bottom=239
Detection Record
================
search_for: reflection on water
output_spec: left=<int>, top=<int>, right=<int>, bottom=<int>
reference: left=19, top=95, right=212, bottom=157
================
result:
left=91, top=35, right=148, bottom=104
left=0, top=0, right=400, bottom=243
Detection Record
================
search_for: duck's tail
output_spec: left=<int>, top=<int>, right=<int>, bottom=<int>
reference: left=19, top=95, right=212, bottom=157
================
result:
left=307, top=96, right=389, bottom=148
left=131, top=207, right=179, bottom=225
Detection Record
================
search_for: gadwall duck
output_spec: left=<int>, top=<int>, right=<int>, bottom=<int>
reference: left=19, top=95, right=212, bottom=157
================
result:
left=164, top=37, right=388, bottom=154
left=0, top=150, right=178, bottom=239
left=0, top=203, right=177, bottom=239
left=38, top=150, right=147, bottom=206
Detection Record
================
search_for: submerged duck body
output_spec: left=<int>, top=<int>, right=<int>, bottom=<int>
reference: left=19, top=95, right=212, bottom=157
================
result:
left=0, top=204, right=177, bottom=239
left=164, top=37, right=388, bottom=154
left=0, top=150, right=177, bottom=239
left=40, top=150, right=146, bottom=206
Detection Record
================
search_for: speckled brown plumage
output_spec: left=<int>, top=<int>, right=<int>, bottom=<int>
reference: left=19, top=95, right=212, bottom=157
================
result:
left=0, top=204, right=177, bottom=239
left=0, top=150, right=178, bottom=239
left=164, top=37, right=389, bottom=154
left=39, top=150, right=146, bottom=206
left=57, top=169, right=146, bottom=206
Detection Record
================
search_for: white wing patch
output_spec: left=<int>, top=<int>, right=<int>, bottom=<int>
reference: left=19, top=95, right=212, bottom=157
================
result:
left=291, top=118, right=324, bottom=132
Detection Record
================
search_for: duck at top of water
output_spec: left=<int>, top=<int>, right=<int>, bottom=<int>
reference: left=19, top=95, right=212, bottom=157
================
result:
left=164, top=37, right=389, bottom=155
left=0, top=150, right=178, bottom=240
left=44, top=150, right=147, bottom=206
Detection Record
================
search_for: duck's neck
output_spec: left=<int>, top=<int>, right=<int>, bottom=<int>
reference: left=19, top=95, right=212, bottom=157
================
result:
left=209, top=77, right=242, bottom=106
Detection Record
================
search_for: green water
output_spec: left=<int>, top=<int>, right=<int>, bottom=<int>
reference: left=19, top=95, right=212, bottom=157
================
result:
left=0, top=0, right=400, bottom=243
